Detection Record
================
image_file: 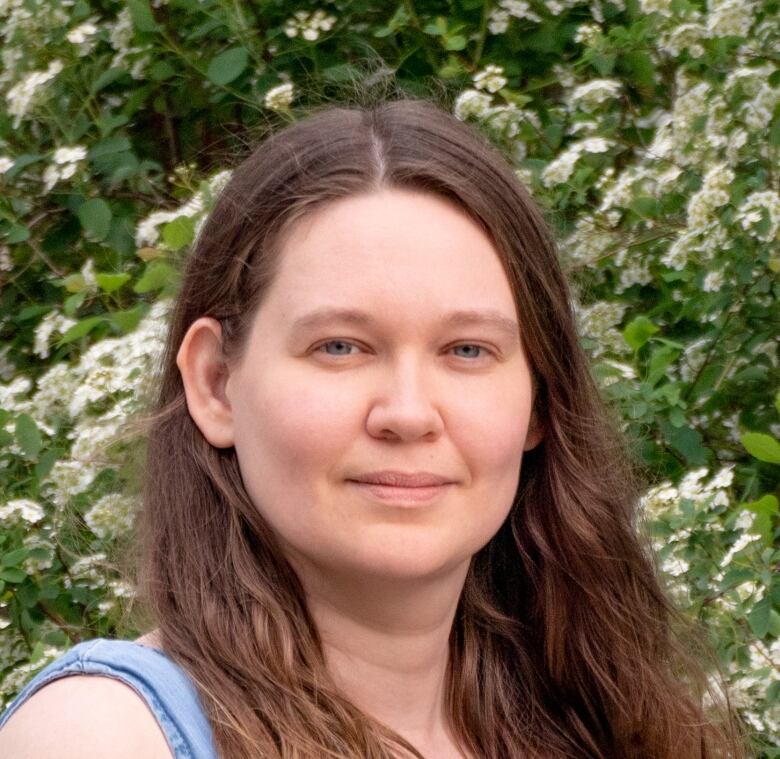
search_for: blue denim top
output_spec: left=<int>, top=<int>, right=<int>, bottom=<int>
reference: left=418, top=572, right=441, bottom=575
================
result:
left=0, top=638, right=218, bottom=758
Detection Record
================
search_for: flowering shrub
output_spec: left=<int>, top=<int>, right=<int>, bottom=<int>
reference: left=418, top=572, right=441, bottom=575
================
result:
left=0, top=0, right=778, bottom=752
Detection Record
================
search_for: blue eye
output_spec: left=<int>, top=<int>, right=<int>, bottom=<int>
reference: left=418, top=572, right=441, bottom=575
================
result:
left=314, top=341, right=494, bottom=360
left=318, top=340, right=360, bottom=356
left=452, top=344, right=486, bottom=359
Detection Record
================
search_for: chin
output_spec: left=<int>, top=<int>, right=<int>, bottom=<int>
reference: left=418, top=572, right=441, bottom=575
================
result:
left=341, top=541, right=473, bottom=583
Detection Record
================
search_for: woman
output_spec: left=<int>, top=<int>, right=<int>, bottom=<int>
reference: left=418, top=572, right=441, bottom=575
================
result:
left=0, top=97, right=742, bottom=758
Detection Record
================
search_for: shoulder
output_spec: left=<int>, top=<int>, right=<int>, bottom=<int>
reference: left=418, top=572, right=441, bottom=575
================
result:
left=0, top=673, right=174, bottom=758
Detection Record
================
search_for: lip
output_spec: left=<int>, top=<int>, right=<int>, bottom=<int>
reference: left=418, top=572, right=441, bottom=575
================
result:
left=348, top=470, right=454, bottom=487
left=347, top=480, right=454, bottom=507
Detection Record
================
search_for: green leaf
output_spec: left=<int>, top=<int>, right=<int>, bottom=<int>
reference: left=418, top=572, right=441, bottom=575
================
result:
left=444, top=34, right=467, bottom=51
left=747, top=596, right=772, bottom=638
left=775, top=388, right=780, bottom=415
left=207, top=47, right=249, bottom=85
left=35, top=448, right=59, bottom=480
left=127, top=0, right=160, bottom=32
left=89, top=136, right=132, bottom=159
left=63, top=273, right=86, bottom=293
left=162, top=216, right=195, bottom=250
left=63, top=291, right=87, bottom=316
left=647, top=344, right=679, bottom=386
left=769, top=116, right=780, bottom=149
left=631, top=196, right=660, bottom=218
left=5, top=224, right=30, bottom=244
left=591, top=53, right=616, bottom=76
left=149, top=60, right=176, bottom=81
left=133, top=260, right=179, bottom=293
left=0, top=567, right=27, bottom=583
left=4, top=153, right=44, bottom=179
left=621, top=50, right=655, bottom=89
left=423, top=16, right=447, bottom=36
left=2, top=547, right=30, bottom=567
left=109, top=303, right=149, bottom=333
left=58, top=315, right=105, bottom=345
left=95, top=272, right=131, bottom=293
left=743, top=494, right=779, bottom=517
left=77, top=198, right=112, bottom=241
left=660, top=421, right=707, bottom=466
left=623, top=316, right=659, bottom=351
left=15, top=414, right=42, bottom=460
left=740, top=431, right=780, bottom=464
left=90, top=67, right=126, bottom=94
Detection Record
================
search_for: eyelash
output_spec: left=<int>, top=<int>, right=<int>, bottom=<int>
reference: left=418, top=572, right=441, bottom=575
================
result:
left=311, top=340, right=498, bottom=362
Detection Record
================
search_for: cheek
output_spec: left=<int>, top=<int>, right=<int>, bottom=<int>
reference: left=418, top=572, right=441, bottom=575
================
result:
left=232, top=373, right=358, bottom=496
left=452, top=379, right=533, bottom=480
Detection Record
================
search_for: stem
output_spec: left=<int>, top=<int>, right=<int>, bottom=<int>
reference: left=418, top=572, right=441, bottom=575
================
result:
left=36, top=601, right=83, bottom=644
left=471, top=0, right=490, bottom=67
left=402, top=0, right=440, bottom=72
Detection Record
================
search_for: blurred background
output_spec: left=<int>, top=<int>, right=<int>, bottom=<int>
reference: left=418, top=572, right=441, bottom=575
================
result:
left=0, top=0, right=778, bottom=753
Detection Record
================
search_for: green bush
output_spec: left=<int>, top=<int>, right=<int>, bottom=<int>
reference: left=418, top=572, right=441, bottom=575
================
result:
left=0, top=0, right=778, bottom=752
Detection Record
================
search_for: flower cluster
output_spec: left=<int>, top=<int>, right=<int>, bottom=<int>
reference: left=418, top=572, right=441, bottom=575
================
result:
left=264, top=82, right=295, bottom=111
left=4, top=59, right=63, bottom=127
left=473, top=64, right=507, bottom=93
left=283, top=9, right=337, bottom=41
left=541, top=136, right=613, bottom=187
left=42, top=145, right=88, bottom=192
left=487, top=0, right=541, bottom=34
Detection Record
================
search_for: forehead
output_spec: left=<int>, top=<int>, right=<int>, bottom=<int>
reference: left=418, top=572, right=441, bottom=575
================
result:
left=262, top=188, right=518, bottom=320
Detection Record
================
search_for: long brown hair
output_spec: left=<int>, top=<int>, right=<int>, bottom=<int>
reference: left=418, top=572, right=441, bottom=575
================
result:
left=136, top=95, right=744, bottom=758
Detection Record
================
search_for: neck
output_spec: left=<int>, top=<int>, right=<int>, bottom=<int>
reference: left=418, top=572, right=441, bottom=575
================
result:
left=292, top=558, right=471, bottom=756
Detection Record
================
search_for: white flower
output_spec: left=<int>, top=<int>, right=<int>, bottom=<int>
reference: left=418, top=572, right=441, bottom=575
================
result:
left=702, top=269, right=725, bottom=292
left=84, top=493, right=135, bottom=539
left=43, top=460, right=99, bottom=507
left=662, top=22, right=707, bottom=57
left=541, top=137, right=613, bottom=187
left=42, top=145, right=88, bottom=192
left=569, top=79, right=622, bottom=111
left=662, top=554, right=690, bottom=577
left=264, top=82, right=294, bottom=111
left=80, top=258, right=98, bottom=291
left=0, top=498, right=45, bottom=525
left=283, top=9, right=336, bottom=41
left=707, top=0, right=755, bottom=38
left=639, top=0, right=673, bottom=15
left=498, top=0, right=542, bottom=22
left=574, top=23, right=602, bottom=45
left=453, top=89, right=493, bottom=120
left=66, top=20, right=99, bottom=45
left=5, top=60, right=64, bottom=127
left=473, top=64, right=507, bottom=93
left=53, top=146, right=87, bottom=164
left=734, top=510, right=755, bottom=531
left=721, top=531, right=759, bottom=567
left=0, top=156, right=14, bottom=174
left=487, top=8, right=510, bottom=34
left=33, top=311, right=77, bottom=359
left=736, top=190, right=780, bottom=242
left=686, top=164, right=734, bottom=232
left=580, top=137, right=612, bottom=153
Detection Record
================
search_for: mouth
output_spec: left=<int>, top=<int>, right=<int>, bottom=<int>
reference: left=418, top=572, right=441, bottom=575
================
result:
left=346, top=480, right=454, bottom=507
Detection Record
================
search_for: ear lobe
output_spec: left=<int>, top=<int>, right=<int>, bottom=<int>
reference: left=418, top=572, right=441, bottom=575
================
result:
left=523, top=411, right=545, bottom=452
left=176, top=317, right=236, bottom=448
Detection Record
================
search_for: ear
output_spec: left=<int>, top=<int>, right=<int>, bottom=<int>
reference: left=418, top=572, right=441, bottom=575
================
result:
left=523, top=408, right=545, bottom=452
left=176, top=316, right=236, bottom=448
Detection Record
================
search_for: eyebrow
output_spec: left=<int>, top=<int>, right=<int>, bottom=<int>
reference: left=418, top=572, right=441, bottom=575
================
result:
left=289, top=307, right=520, bottom=341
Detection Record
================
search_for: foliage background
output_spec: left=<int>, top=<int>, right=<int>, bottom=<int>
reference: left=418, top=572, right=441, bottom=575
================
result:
left=0, top=0, right=778, bottom=754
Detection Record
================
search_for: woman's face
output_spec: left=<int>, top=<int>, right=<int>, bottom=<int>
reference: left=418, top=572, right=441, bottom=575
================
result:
left=222, top=188, right=542, bottom=581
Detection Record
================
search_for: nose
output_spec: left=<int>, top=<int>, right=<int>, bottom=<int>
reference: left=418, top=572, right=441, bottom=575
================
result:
left=365, top=352, right=444, bottom=442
